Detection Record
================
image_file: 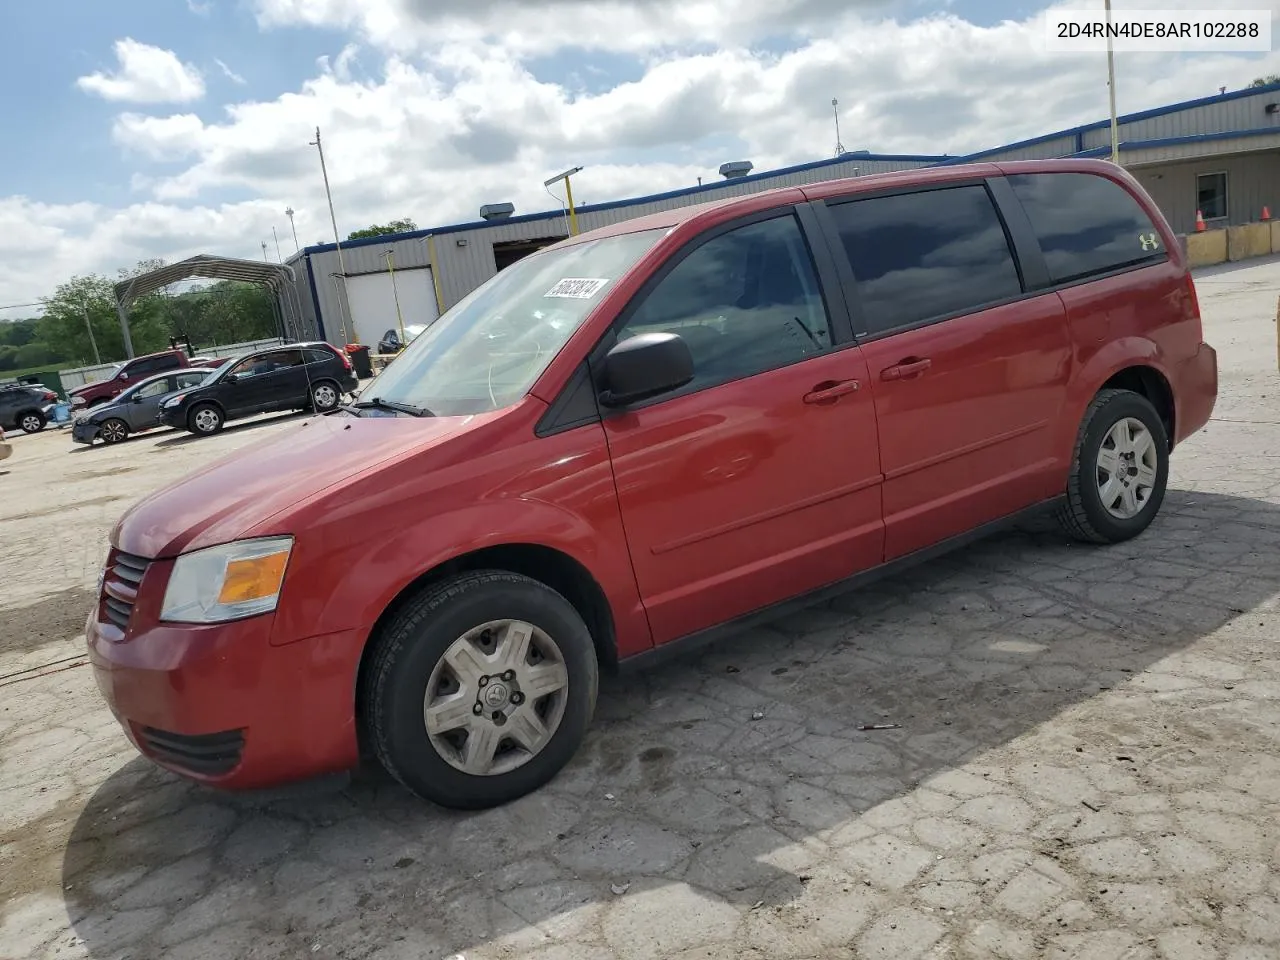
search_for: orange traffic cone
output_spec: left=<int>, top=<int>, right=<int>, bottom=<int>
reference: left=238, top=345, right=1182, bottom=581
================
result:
left=1195, top=210, right=1206, bottom=232
left=1263, top=205, right=1272, bottom=221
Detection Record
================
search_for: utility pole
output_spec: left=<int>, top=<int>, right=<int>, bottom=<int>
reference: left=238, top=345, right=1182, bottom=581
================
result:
left=1105, top=0, right=1120, bottom=164
left=310, top=126, right=356, bottom=342
left=285, top=207, right=299, bottom=253
left=832, top=98, right=846, bottom=157
left=81, top=301, right=101, bottom=366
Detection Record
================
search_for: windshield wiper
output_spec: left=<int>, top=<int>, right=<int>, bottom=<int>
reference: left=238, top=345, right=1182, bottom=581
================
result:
left=349, top=397, right=434, bottom=417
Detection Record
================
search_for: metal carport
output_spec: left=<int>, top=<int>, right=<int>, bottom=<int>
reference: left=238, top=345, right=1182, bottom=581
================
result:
left=112, top=255, right=308, bottom=358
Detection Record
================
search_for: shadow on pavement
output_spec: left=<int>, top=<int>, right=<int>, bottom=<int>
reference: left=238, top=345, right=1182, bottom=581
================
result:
left=58, top=488, right=1280, bottom=959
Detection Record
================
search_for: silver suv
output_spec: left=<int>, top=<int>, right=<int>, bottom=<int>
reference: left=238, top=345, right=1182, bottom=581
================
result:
left=0, top=383, right=57, bottom=433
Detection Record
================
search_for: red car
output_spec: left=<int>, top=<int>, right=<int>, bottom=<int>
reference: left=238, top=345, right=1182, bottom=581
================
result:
left=69, top=349, right=228, bottom=410
left=88, top=159, right=1217, bottom=809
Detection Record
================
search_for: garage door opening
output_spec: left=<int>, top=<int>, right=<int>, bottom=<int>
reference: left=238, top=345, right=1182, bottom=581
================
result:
left=493, top=237, right=563, bottom=272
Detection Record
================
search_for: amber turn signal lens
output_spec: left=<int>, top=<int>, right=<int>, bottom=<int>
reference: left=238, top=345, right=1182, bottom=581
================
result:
left=217, top=551, right=289, bottom=605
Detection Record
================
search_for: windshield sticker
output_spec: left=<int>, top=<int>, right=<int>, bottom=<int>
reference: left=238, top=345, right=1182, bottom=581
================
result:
left=544, top=278, right=610, bottom=299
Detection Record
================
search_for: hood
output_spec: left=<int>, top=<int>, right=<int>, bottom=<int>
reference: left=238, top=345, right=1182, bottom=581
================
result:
left=114, top=414, right=472, bottom=558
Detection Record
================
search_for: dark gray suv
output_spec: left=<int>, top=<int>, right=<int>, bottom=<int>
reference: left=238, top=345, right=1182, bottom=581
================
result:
left=0, top=383, right=58, bottom=433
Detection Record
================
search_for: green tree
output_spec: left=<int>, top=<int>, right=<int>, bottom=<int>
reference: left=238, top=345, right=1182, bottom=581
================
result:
left=0, top=319, right=39, bottom=348
left=1250, top=75, right=1280, bottom=87
left=347, top=218, right=417, bottom=240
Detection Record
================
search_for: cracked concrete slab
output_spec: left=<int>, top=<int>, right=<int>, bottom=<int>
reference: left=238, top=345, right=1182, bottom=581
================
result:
left=2, top=257, right=1280, bottom=959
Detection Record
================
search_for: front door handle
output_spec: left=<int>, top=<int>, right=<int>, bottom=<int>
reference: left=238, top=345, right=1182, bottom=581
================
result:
left=803, top=379, right=861, bottom=404
left=880, top=357, right=932, bottom=381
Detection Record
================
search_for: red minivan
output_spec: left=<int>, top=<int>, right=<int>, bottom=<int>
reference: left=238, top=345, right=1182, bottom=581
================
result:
left=88, top=159, right=1217, bottom=809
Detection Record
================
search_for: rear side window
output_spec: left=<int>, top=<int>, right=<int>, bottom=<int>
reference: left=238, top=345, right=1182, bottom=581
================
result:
left=827, top=185, right=1023, bottom=336
left=1007, top=172, right=1166, bottom=285
left=130, top=354, right=180, bottom=377
left=306, top=348, right=336, bottom=363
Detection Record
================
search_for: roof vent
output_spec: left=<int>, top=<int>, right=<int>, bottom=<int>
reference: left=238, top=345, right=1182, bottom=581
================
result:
left=480, top=202, right=515, bottom=220
left=719, top=161, right=754, bottom=180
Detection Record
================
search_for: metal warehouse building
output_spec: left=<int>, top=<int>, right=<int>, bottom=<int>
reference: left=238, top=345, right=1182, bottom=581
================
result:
left=283, top=81, right=1280, bottom=347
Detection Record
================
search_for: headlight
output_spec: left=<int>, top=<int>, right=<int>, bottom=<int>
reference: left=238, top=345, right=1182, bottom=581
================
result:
left=162, top=394, right=186, bottom=409
left=160, top=537, right=293, bottom=623
left=71, top=396, right=85, bottom=407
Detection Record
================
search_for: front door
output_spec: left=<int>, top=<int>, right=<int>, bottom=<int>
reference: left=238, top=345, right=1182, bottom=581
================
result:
left=600, top=210, right=884, bottom=644
left=822, top=182, right=1072, bottom=560
left=124, top=376, right=179, bottom=430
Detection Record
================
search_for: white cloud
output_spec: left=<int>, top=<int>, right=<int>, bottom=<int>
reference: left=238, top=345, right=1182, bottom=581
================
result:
left=215, top=58, right=247, bottom=85
left=188, top=0, right=213, bottom=15
left=76, top=38, right=206, bottom=104
left=6, top=3, right=1280, bottom=318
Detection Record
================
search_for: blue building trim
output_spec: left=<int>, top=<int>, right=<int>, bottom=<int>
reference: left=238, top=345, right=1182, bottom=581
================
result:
left=304, top=254, right=325, bottom=341
left=1069, top=126, right=1280, bottom=158
left=937, top=81, right=1280, bottom=166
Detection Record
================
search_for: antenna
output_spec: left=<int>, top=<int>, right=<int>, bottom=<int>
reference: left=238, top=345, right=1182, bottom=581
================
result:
left=832, top=98, right=845, bottom=157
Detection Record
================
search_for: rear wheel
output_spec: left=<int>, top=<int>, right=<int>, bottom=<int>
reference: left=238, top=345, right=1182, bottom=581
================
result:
left=310, top=380, right=340, bottom=412
left=1058, top=388, right=1169, bottom=544
left=18, top=410, right=46, bottom=434
left=363, top=570, right=599, bottom=810
left=187, top=403, right=224, bottom=436
left=98, top=418, right=130, bottom=444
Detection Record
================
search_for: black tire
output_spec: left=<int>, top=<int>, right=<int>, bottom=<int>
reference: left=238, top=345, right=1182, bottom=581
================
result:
left=1057, top=388, right=1169, bottom=544
left=99, top=418, right=130, bottom=445
left=310, top=380, right=341, bottom=412
left=17, top=410, right=46, bottom=434
left=187, top=402, right=224, bottom=436
left=363, top=570, right=599, bottom=810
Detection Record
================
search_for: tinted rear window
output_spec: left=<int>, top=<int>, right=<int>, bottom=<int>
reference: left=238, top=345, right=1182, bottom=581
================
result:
left=828, top=184, right=1024, bottom=335
left=1007, top=172, right=1166, bottom=285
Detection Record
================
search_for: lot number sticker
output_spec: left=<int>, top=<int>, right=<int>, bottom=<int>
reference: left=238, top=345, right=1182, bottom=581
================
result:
left=544, top=278, right=610, bottom=299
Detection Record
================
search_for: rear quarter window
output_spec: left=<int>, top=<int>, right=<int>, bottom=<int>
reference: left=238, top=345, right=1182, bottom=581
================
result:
left=1007, top=172, right=1167, bottom=285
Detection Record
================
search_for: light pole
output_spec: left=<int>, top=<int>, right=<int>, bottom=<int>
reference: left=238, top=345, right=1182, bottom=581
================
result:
left=544, top=166, right=584, bottom=236
left=832, top=97, right=846, bottom=157
left=285, top=207, right=299, bottom=253
left=1105, top=0, right=1120, bottom=164
left=310, top=126, right=355, bottom=342
left=272, top=226, right=283, bottom=262
left=261, top=241, right=270, bottom=262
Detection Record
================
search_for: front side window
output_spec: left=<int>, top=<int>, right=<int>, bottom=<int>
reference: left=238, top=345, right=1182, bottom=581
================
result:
left=363, top=228, right=666, bottom=416
left=176, top=371, right=210, bottom=388
left=1196, top=172, right=1227, bottom=221
left=828, top=185, right=1024, bottom=336
left=616, top=214, right=832, bottom=392
left=1008, top=172, right=1167, bottom=285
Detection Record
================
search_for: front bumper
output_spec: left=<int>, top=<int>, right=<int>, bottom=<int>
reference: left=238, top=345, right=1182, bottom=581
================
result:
left=71, top=419, right=99, bottom=445
left=158, top=407, right=186, bottom=429
left=86, top=551, right=363, bottom=789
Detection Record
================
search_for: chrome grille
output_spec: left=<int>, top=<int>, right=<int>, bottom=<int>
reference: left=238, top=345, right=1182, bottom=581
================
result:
left=99, top=550, right=152, bottom=633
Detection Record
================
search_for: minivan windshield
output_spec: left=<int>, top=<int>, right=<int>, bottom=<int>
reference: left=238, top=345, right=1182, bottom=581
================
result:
left=358, top=227, right=666, bottom=416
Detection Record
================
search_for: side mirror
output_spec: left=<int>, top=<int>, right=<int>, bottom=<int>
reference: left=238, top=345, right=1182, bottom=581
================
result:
left=131, top=395, right=145, bottom=403
left=117, top=371, right=130, bottom=381
left=225, top=373, right=240, bottom=383
left=599, top=332, right=694, bottom=408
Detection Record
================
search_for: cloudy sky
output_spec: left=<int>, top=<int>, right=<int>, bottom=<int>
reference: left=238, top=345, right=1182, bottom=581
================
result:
left=1, top=0, right=1278, bottom=318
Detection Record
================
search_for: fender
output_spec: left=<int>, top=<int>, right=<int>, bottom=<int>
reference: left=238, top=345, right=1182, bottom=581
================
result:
left=267, top=465, right=652, bottom=659
left=1055, top=335, right=1174, bottom=463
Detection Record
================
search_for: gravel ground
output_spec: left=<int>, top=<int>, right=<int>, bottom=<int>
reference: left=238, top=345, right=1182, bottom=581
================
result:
left=1, top=257, right=1279, bottom=960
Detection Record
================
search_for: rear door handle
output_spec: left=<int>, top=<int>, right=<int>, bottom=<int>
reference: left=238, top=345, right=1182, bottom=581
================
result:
left=803, top=379, right=861, bottom=404
left=880, top=357, right=932, bottom=381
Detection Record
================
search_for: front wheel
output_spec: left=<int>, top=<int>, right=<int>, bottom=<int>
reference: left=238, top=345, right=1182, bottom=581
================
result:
left=187, top=403, right=224, bottom=436
left=99, top=418, right=130, bottom=444
left=363, top=570, right=599, bottom=810
left=1058, top=388, right=1169, bottom=544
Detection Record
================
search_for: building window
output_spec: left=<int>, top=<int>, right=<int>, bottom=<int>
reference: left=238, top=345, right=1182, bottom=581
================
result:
left=1197, top=172, right=1227, bottom=221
